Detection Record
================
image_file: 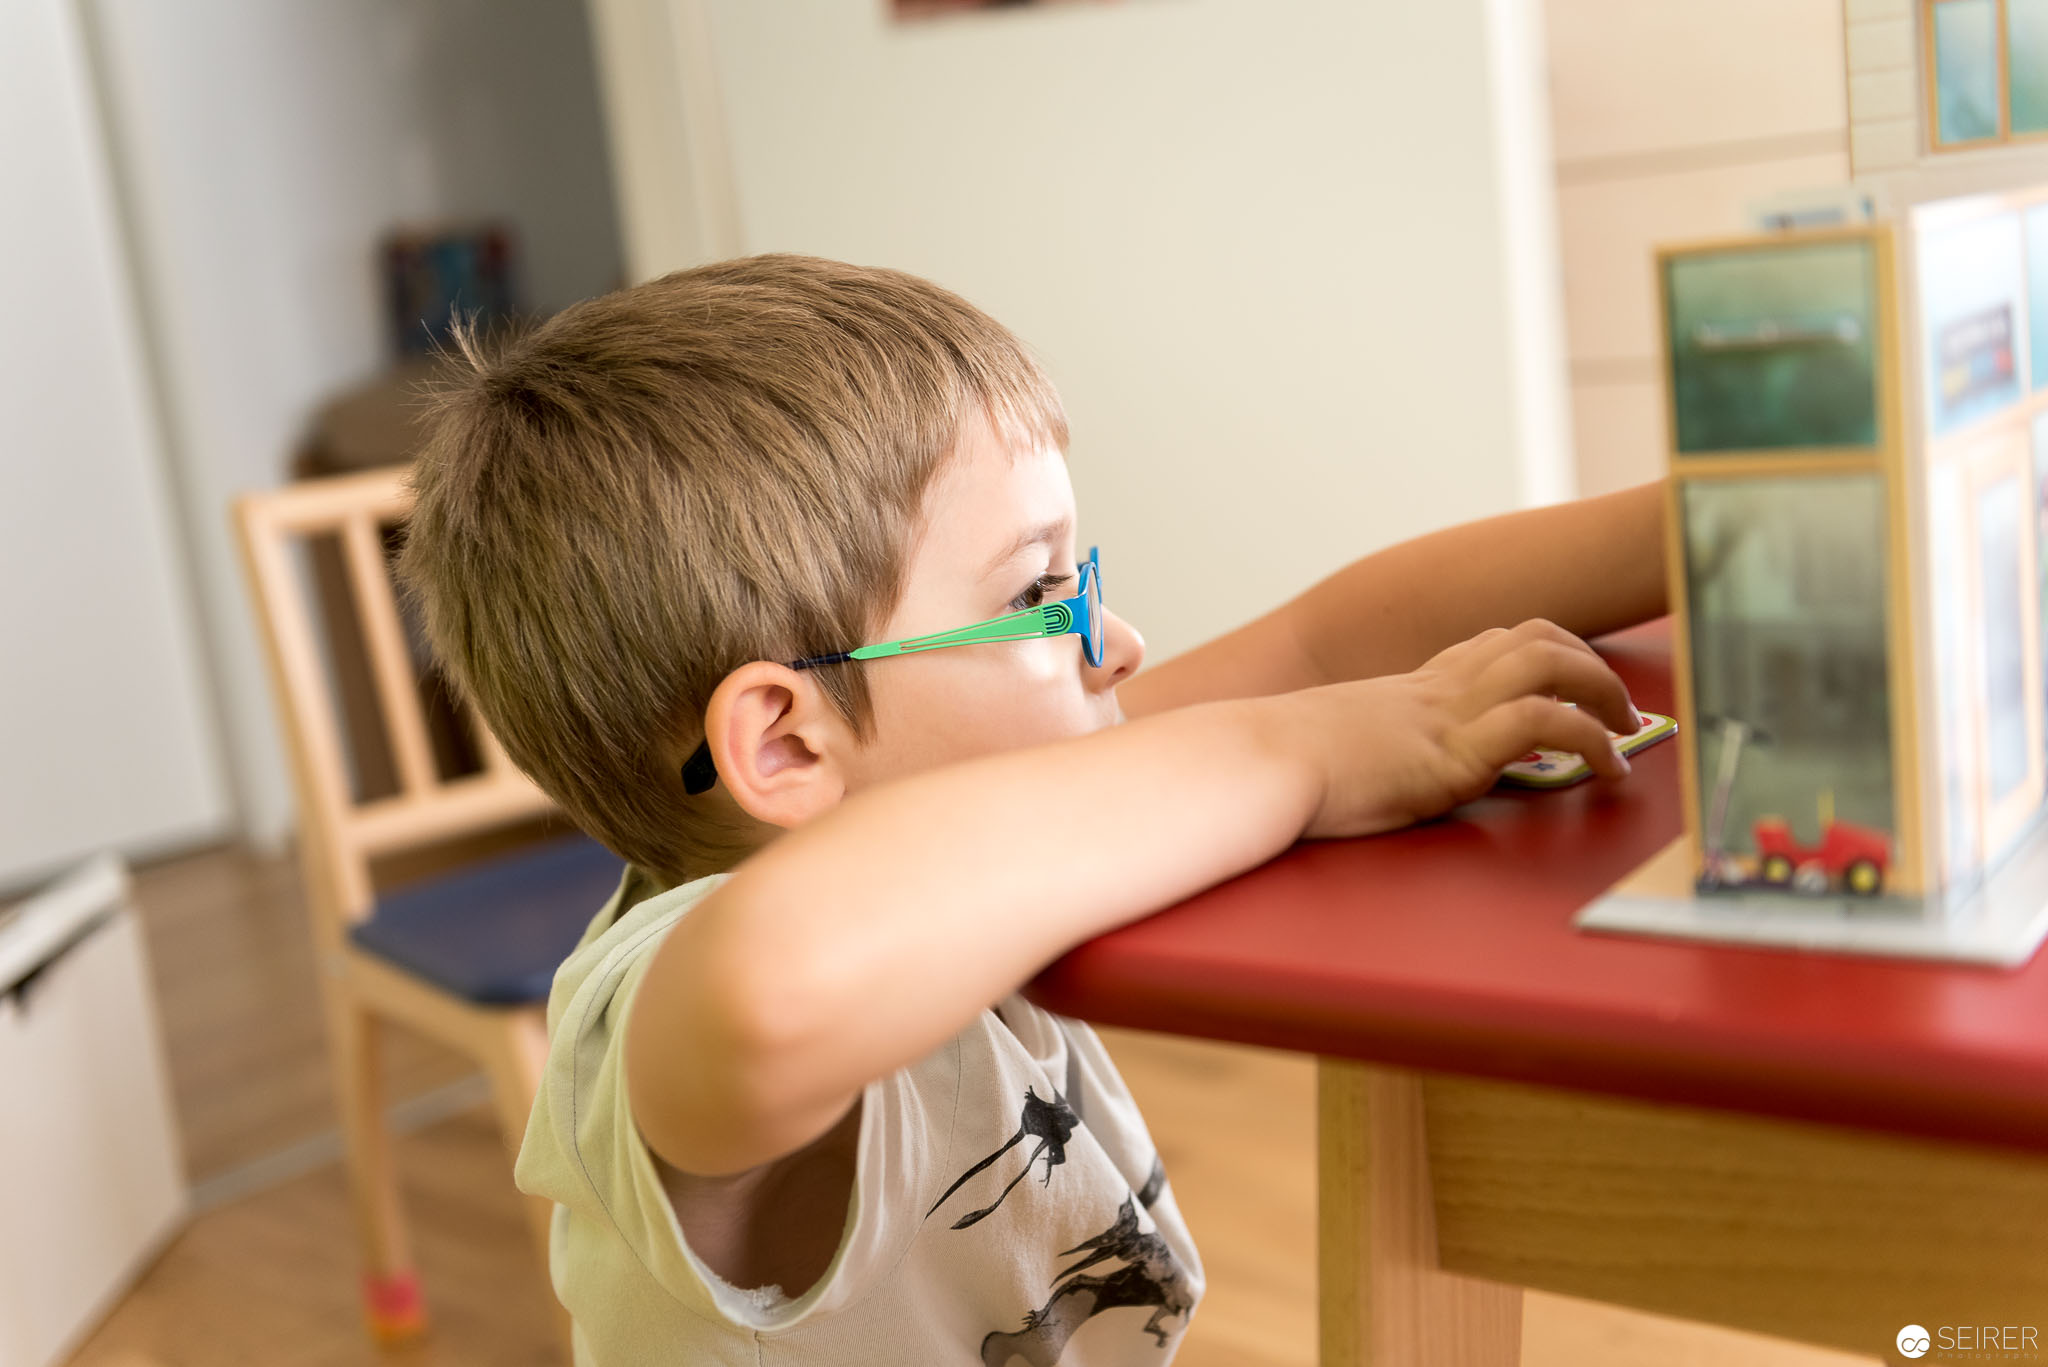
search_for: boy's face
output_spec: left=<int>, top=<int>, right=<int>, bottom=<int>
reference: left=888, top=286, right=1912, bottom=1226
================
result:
left=838, top=413, right=1144, bottom=792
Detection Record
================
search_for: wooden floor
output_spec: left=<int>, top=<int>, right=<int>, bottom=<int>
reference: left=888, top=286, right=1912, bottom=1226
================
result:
left=132, top=843, right=517, bottom=1186
left=68, top=842, right=1870, bottom=1367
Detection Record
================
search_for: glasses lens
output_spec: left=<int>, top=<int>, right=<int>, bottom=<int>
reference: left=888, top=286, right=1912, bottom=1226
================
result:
left=1085, top=548, right=1104, bottom=667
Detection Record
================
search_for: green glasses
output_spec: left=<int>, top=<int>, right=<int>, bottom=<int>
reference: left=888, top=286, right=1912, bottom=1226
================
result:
left=681, top=547, right=1105, bottom=795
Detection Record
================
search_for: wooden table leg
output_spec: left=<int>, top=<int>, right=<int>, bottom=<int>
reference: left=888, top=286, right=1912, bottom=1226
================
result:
left=1318, top=1059, right=1523, bottom=1367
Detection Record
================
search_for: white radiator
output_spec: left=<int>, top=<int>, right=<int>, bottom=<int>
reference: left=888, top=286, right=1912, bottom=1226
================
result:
left=0, top=855, right=187, bottom=1367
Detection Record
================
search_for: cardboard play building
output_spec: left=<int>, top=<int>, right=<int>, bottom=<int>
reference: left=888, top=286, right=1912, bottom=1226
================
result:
left=1583, top=10, right=2048, bottom=961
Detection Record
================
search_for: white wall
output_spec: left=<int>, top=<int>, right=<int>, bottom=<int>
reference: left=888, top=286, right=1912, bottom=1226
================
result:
left=609, top=0, right=1571, bottom=662
left=83, top=0, right=623, bottom=847
left=0, top=0, right=229, bottom=891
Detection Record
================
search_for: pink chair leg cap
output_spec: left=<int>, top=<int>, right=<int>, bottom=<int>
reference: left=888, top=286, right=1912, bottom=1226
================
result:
left=363, top=1270, right=428, bottom=1343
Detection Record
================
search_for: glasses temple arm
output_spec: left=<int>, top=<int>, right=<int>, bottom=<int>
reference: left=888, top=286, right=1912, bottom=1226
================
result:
left=852, top=603, right=1068, bottom=659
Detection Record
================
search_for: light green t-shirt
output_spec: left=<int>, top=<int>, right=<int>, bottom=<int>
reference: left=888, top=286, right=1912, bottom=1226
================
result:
left=515, top=865, right=1205, bottom=1366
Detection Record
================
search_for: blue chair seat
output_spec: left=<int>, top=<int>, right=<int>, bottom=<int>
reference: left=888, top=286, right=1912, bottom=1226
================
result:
left=350, top=832, right=623, bottom=1005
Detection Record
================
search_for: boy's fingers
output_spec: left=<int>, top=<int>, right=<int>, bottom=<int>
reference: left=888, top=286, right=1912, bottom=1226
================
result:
left=1447, top=618, right=1603, bottom=679
left=1467, top=638, right=1638, bottom=737
left=1421, top=626, right=1508, bottom=676
left=1460, top=695, right=1630, bottom=782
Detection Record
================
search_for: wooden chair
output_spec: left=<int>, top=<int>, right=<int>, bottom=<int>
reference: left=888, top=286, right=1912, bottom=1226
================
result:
left=233, top=466, right=619, bottom=1352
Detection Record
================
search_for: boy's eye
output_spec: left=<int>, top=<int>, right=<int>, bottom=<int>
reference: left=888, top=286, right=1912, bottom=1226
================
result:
left=1009, top=573, right=1073, bottom=611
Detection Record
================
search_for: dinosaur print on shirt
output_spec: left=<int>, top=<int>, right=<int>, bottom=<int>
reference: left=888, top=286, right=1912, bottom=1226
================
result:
left=930, top=1086, right=1194, bottom=1364
left=980, top=1194, right=1194, bottom=1367
left=926, top=1086, right=1080, bottom=1229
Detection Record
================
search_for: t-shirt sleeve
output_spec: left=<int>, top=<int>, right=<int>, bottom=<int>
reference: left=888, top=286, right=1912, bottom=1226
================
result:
left=513, top=887, right=962, bottom=1332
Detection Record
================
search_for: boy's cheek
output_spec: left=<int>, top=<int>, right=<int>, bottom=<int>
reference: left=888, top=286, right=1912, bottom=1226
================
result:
left=865, top=654, right=1098, bottom=774
left=916, top=695, right=1087, bottom=771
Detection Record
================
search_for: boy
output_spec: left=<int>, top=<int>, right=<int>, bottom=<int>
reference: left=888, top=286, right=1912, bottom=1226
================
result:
left=399, top=255, right=1662, bottom=1365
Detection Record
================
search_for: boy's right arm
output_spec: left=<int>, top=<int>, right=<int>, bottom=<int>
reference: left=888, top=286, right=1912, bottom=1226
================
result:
left=627, top=619, right=1637, bottom=1178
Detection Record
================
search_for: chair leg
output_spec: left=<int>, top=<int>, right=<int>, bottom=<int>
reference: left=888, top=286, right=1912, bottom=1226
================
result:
left=324, top=993, right=429, bottom=1345
left=486, top=1008, right=575, bottom=1360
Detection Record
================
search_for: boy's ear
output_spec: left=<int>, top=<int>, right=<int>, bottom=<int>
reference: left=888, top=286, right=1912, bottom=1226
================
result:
left=700, top=662, right=851, bottom=828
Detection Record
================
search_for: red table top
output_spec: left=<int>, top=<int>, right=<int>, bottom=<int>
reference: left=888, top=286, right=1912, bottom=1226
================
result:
left=1025, top=619, right=2048, bottom=1155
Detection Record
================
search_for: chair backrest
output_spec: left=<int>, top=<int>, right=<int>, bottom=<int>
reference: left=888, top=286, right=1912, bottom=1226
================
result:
left=233, top=466, right=554, bottom=941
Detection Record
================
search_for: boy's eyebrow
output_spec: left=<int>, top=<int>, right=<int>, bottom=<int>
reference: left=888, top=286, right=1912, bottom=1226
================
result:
left=981, top=517, right=1073, bottom=578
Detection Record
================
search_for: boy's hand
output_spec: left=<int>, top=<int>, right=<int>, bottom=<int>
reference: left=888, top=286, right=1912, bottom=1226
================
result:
left=1273, top=618, right=1638, bottom=839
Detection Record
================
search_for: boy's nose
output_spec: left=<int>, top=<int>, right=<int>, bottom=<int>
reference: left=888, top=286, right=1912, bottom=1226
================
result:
left=1091, top=610, right=1144, bottom=689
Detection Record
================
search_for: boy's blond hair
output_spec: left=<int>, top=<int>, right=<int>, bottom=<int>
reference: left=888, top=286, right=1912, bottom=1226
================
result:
left=398, top=255, right=1068, bottom=884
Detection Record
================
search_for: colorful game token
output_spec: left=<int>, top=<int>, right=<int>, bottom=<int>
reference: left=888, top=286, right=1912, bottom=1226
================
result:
left=1496, top=710, right=1678, bottom=789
